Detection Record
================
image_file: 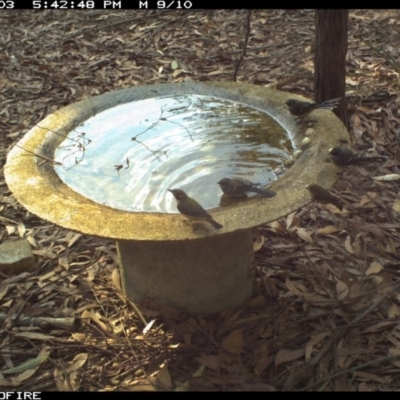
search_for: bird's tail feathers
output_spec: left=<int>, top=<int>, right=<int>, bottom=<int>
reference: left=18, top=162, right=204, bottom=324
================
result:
left=209, top=218, right=223, bottom=229
left=317, top=97, right=341, bottom=109
left=250, top=187, right=277, bottom=198
left=355, top=155, right=388, bottom=164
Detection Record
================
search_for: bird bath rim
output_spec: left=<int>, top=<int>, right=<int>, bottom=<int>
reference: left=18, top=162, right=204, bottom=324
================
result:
left=5, top=82, right=349, bottom=242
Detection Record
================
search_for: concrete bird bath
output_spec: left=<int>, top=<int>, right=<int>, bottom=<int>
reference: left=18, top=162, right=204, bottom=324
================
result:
left=5, top=82, right=349, bottom=314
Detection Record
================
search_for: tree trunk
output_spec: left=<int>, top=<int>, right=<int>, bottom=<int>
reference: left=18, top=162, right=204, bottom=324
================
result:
left=314, top=10, right=348, bottom=127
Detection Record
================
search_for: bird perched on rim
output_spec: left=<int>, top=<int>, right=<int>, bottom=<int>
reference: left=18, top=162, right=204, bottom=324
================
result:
left=286, top=97, right=341, bottom=118
left=306, top=184, right=343, bottom=211
left=168, top=189, right=223, bottom=230
left=329, top=146, right=387, bottom=166
left=217, top=177, right=276, bottom=198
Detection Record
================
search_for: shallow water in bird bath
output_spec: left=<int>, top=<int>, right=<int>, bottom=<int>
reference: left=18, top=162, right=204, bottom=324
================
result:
left=54, top=94, right=292, bottom=212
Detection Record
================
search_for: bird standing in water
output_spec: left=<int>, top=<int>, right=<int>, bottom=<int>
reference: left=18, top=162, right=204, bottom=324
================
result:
left=217, top=177, right=276, bottom=198
left=306, top=184, right=343, bottom=211
left=329, top=147, right=387, bottom=166
left=168, top=189, right=223, bottom=229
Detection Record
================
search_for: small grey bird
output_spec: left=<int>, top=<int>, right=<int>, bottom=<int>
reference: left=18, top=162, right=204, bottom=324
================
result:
left=217, top=177, right=276, bottom=198
left=329, top=147, right=387, bottom=166
left=286, top=97, right=341, bottom=117
left=169, top=189, right=223, bottom=229
left=306, top=184, right=343, bottom=211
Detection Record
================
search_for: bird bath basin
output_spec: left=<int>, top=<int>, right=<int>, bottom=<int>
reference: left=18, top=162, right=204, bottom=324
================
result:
left=5, top=82, right=349, bottom=314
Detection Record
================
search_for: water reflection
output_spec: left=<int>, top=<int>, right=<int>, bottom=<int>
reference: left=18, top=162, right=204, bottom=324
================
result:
left=55, top=94, right=292, bottom=212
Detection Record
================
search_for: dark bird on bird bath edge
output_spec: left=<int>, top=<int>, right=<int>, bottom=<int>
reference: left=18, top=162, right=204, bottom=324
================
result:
left=329, top=147, right=387, bottom=166
left=286, top=97, right=341, bottom=118
left=168, top=189, right=223, bottom=230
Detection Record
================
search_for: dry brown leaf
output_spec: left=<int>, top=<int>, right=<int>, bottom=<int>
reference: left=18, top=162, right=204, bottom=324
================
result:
left=350, top=111, right=364, bottom=141
left=359, top=192, right=377, bottom=207
left=38, top=271, right=56, bottom=282
left=149, top=362, right=173, bottom=391
left=130, top=383, right=156, bottom=391
left=388, top=347, right=400, bottom=356
left=221, top=329, right=243, bottom=355
left=373, top=174, right=400, bottom=181
left=268, top=220, right=285, bottom=232
left=62, top=353, right=88, bottom=390
left=354, top=371, right=392, bottom=384
left=68, top=370, right=81, bottom=391
left=0, top=285, right=9, bottom=302
left=392, top=198, right=400, bottom=216
left=240, top=383, right=276, bottom=391
left=344, top=235, right=354, bottom=254
left=253, top=236, right=265, bottom=252
left=207, top=69, right=224, bottom=76
left=254, top=353, right=273, bottom=376
left=6, top=225, right=15, bottom=235
left=349, top=281, right=362, bottom=298
left=316, top=225, right=340, bottom=235
left=172, top=69, right=183, bottom=78
left=344, top=267, right=362, bottom=276
left=67, top=353, right=88, bottom=373
left=196, top=354, right=221, bottom=371
left=89, top=310, right=109, bottom=332
left=26, top=235, right=37, bottom=247
left=385, top=237, right=396, bottom=254
left=97, top=245, right=118, bottom=263
left=365, top=261, right=383, bottom=275
left=305, top=331, right=330, bottom=360
left=285, top=277, right=304, bottom=296
left=111, top=268, right=121, bottom=291
left=294, top=227, right=313, bottom=243
left=387, top=302, right=400, bottom=318
left=54, top=367, right=66, bottom=391
left=10, top=367, right=39, bottom=386
left=275, top=348, right=304, bottom=367
left=336, top=280, right=349, bottom=300
left=14, top=332, right=56, bottom=340
left=58, top=255, right=70, bottom=270
left=377, top=272, right=394, bottom=294
left=17, top=222, right=26, bottom=238
left=286, top=211, right=296, bottom=230
left=336, top=338, right=345, bottom=369
left=352, top=239, right=363, bottom=258
left=68, top=233, right=82, bottom=247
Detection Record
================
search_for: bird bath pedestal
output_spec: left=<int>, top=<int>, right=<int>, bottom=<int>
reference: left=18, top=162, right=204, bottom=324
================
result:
left=5, top=82, right=349, bottom=314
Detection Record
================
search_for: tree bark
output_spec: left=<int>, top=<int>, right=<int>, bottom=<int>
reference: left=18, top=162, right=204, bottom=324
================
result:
left=314, top=10, right=348, bottom=127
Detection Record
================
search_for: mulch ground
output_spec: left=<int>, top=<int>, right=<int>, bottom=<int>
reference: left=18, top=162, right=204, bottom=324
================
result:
left=1, top=9, right=400, bottom=391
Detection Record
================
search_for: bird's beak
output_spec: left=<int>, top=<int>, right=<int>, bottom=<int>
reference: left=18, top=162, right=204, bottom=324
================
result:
left=328, top=147, right=333, bottom=153
left=168, top=189, right=173, bottom=193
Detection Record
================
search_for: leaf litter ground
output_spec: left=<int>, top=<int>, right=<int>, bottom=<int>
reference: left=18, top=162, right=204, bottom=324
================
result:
left=1, top=9, right=400, bottom=391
